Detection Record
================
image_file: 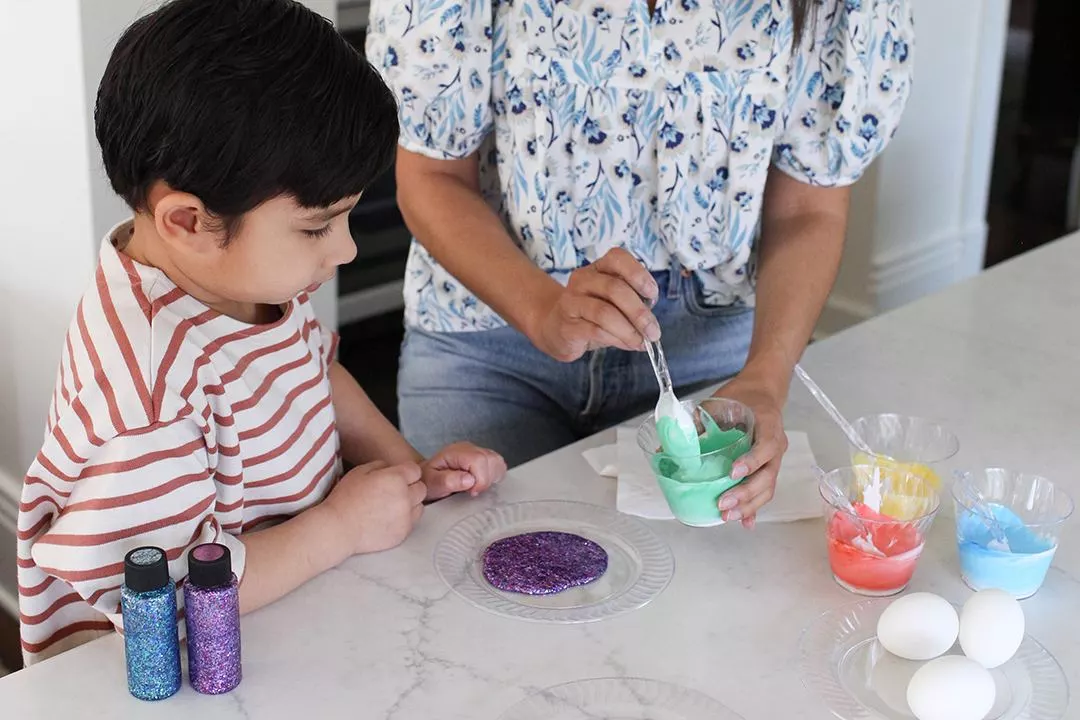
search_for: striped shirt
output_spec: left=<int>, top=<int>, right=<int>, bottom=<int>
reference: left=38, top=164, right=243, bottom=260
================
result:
left=17, top=221, right=342, bottom=665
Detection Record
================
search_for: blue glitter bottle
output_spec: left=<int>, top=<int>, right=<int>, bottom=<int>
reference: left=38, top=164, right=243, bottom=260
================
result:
left=184, top=543, right=242, bottom=694
left=121, top=546, right=181, bottom=701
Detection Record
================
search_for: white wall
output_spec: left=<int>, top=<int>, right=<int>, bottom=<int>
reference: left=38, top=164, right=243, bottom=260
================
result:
left=0, top=0, right=337, bottom=621
left=0, top=1, right=103, bottom=619
left=819, top=0, right=1010, bottom=335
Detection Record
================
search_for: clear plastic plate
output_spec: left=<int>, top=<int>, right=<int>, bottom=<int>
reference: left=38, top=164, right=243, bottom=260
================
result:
left=497, top=678, right=744, bottom=719
left=800, top=598, right=1069, bottom=719
left=435, top=500, right=674, bottom=623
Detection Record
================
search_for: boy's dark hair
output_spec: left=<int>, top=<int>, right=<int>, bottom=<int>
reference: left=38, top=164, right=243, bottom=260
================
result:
left=96, top=0, right=398, bottom=239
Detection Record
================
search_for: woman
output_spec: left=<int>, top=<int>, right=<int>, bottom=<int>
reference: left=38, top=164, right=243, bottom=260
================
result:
left=367, top=0, right=913, bottom=526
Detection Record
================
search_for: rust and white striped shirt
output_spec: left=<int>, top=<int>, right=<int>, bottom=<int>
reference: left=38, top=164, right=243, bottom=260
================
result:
left=18, top=222, right=341, bottom=665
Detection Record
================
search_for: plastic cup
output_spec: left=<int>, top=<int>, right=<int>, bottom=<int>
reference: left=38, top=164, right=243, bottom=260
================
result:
left=952, top=468, right=1074, bottom=598
left=636, top=398, right=754, bottom=527
left=820, top=465, right=941, bottom=596
left=849, top=414, right=959, bottom=490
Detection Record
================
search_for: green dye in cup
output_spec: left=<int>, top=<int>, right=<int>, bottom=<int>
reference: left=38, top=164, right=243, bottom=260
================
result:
left=650, top=428, right=752, bottom=527
left=657, top=416, right=701, bottom=457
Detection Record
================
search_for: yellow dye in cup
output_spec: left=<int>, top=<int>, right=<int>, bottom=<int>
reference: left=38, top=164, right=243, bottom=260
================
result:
left=852, top=453, right=940, bottom=521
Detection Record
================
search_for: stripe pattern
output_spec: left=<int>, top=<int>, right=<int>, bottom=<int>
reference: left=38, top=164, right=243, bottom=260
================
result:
left=18, top=224, right=341, bottom=665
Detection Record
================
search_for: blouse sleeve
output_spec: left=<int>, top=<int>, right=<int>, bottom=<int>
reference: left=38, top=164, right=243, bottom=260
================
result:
left=366, top=0, right=494, bottom=159
left=772, top=0, right=915, bottom=186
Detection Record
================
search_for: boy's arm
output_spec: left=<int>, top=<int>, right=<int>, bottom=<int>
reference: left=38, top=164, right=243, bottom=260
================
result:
left=237, top=457, right=423, bottom=612
left=328, top=360, right=423, bottom=467
left=326, top=361, right=507, bottom=500
left=26, top=418, right=421, bottom=630
left=235, top=502, right=349, bottom=613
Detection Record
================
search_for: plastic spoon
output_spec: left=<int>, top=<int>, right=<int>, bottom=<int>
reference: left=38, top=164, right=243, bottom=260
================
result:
left=794, top=364, right=876, bottom=457
left=952, top=471, right=1012, bottom=551
left=815, top=465, right=885, bottom=557
left=643, top=337, right=701, bottom=466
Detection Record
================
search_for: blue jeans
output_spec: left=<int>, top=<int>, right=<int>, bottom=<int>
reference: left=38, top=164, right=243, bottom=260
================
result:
left=398, top=268, right=754, bottom=467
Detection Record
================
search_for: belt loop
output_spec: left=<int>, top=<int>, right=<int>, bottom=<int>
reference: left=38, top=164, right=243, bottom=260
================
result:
left=667, top=259, right=681, bottom=300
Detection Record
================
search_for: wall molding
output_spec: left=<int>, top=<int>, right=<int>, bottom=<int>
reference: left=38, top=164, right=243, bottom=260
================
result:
left=868, top=222, right=986, bottom=311
left=816, top=292, right=875, bottom=339
left=0, top=583, right=16, bottom=623
left=819, top=220, right=988, bottom=338
left=0, top=468, right=20, bottom=620
left=0, top=469, right=17, bottom=537
left=870, top=226, right=966, bottom=293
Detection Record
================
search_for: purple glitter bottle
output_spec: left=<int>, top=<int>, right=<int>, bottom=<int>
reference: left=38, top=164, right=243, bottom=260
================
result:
left=183, top=543, right=241, bottom=694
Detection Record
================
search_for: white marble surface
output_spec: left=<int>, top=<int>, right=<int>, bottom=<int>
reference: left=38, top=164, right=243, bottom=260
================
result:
left=4, top=234, right=1080, bottom=718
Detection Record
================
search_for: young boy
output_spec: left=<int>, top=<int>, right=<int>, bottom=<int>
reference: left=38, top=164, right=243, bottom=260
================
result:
left=17, top=0, right=506, bottom=665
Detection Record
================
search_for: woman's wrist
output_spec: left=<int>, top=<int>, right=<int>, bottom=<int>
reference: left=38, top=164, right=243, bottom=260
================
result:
left=515, top=273, right=563, bottom=347
left=734, top=356, right=793, bottom=404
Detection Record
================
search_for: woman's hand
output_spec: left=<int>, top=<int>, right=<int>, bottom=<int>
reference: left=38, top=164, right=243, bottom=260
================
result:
left=713, top=375, right=789, bottom=528
left=532, top=248, right=660, bottom=362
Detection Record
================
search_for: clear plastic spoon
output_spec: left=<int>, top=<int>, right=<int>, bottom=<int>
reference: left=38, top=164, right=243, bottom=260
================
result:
left=643, top=337, right=701, bottom=465
left=953, top=470, right=1012, bottom=551
left=794, top=364, right=876, bottom=457
left=815, top=465, right=885, bottom=557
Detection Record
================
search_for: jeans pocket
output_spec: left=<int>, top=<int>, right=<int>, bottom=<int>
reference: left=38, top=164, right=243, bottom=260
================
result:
left=681, top=275, right=753, bottom=319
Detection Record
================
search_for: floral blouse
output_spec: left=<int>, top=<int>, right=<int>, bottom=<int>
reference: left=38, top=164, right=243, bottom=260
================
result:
left=367, top=0, right=914, bottom=332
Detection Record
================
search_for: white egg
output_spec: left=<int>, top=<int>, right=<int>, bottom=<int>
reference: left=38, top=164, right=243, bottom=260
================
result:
left=960, top=588, right=1025, bottom=668
left=877, top=592, right=959, bottom=661
left=906, top=655, right=996, bottom=720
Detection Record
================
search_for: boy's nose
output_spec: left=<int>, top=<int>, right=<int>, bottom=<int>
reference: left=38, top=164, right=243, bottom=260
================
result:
left=331, top=228, right=358, bottom=267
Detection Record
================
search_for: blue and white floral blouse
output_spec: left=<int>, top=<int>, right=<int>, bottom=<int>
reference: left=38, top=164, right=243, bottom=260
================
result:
left=367, top=0, right=914, bottom=332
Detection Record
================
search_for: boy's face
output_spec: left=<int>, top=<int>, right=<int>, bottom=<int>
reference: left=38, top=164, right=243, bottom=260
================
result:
left=172, top=194, right=361, bottom=307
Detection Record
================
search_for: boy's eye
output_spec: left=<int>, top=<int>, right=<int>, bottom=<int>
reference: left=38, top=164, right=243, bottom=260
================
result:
left=303, top=225, right=332, bottom=238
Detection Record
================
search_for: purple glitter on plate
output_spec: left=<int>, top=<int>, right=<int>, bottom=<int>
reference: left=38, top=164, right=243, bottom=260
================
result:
left=482, top=531, right=609, bottom=595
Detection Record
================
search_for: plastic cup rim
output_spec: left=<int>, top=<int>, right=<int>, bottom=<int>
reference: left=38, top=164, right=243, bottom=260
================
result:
left=951, top=467, right=1075, bottom=527
left=850, top=412, right=960, bottom=463
left=818, top=463, right=942, bottom=524
left=636, top=397, right=754, bottom=461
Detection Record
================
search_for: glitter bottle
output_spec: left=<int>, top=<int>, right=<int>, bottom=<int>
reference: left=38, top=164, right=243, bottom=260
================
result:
left=121, top=546, right=182, bottom=701
left=184, top=543, right=242, bottom=694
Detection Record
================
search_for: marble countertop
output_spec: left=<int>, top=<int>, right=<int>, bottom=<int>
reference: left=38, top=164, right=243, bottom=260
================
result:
left=4, top=234, right=1079, bottom=718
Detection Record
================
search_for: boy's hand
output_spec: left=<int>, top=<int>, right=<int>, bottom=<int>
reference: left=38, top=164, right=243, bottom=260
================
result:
left=323, top=460, right=426, bottom=555
left=421, top=442, right=507, bottom=500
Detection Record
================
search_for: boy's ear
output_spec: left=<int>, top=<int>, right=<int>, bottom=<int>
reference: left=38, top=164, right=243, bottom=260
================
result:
left=148, top=183, right=221, bottom=254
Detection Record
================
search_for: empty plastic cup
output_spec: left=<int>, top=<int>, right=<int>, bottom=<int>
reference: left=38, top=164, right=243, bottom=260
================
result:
left=820, top=465, right=941, bottom=596
left=637, top=398, right=754, bottom=527
left=953, top=468, right=1074, bottom=598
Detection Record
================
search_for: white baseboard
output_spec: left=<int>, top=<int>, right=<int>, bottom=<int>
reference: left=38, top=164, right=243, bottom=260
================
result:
left=816, top=221, right=986, bottom=338
left=869, top=222, right=985, bottom=312
left=0, top=584, right=16, bottom=621
left=816, top=292, right=875, bottom=338
left=338, top=280, right=405, bottom=326
left=0, top=469, right=20, bottom=620
left=0, top=469, right=17, bottom=537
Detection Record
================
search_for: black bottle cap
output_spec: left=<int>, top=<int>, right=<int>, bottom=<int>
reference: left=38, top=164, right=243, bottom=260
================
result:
left=124, top=546, right=170, bottom=593
left=187, top=543, right=232, bottom=588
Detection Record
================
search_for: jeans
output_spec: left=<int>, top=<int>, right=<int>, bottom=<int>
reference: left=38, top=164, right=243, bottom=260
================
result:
left=398, top=268, right=754, bottom=467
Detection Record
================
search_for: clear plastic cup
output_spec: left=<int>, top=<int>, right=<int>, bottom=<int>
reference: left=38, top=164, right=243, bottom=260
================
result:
left=636, top=398, right=754, bottom=527
left=820, top=465, right=941, bottom=596
left=849, top=414, right=959, bottom=491
left=952, top=468, right=1074, bottom=598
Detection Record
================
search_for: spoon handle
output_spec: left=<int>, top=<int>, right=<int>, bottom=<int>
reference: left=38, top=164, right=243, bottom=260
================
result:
left=952, top=471, right=1011, bottom=546
left=813, top=465, right=872, bottom=535
left=794, top=364, right=874, bottom=456
left=644, top=338, right=674, bottom=396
